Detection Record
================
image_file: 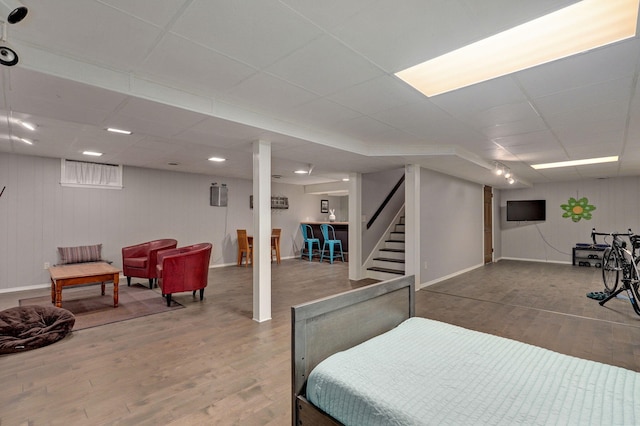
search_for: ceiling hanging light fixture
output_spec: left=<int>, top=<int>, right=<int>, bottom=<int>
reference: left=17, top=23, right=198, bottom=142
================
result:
left=494, top=161, right=516, bottom=184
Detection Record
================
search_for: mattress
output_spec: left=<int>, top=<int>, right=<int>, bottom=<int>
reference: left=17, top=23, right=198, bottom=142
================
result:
left=306, top=317, right=640, bottom=426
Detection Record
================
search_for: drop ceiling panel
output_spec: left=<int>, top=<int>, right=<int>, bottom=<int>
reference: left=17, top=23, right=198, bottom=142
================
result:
left=333, top=116, right=399, bottom=142
left=283, top=98, right=362, bottom=129
left=458, top=0, right=581, bottom=34
left=171, top=0, right=323, bottom=69
left=5, top=69, right=129, bottom=126
left=225, top=73, right=318, bottom=116
left=482, top=117, right=547, bottom=140
left=365, top=129, right=426, bottom=147
left=265, top=35, right=384, bottom=96
left=530, top=167, right=585, bottom=181
left=328, top=75, right=421, bottom=115
left=512, top=149, right=570, bottom=164
left=534, top=77, right=633, bottom=118
left=11, top=2, right=163, bottom=71
left=99, top=0, right=187, bottom=28
left=516, top=39, right=640, bottom=99
left=495, top=139, right=562, bottom=156
left=372, top=100, right=480, bottom=144
left=140, top=34, right=257, bottom=97
left=115, top=98, right=209, bottom=135
left=336, top=1, right=478, bottom=72
left=553, top=117, right=627, bottom=150
left=427, top=77, right=528, bottom=123
left=280, top=0, right=378, bottom=31
left=180, top=117, right=264, bottom=143
left=492, top=129, right=557, bottom=148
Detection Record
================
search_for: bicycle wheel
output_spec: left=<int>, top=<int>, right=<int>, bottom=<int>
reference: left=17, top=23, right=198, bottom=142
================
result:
left=602, top=247, right=619, bottom=293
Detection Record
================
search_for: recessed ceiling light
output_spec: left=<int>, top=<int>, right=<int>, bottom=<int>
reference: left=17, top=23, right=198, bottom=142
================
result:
left=395, top=0, right=639, bottom=97
left=208, top=157, right=226, bottom=162
left=294, top=170, right=309, bottom=174
left=83, top=151, right=103, bottom=157
left=20, top=121, right=35, bottom=131
left=20, top=138, right=33, bottom=145
left=531, top=156, right=619, bottom=170
left=106, top=127, right=132, bottom=135
left=342, top=178, right=350, bottom=182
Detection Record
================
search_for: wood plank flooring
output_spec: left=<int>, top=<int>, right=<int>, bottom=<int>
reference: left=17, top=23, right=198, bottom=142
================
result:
left=1, top=259, right=639, bottom=425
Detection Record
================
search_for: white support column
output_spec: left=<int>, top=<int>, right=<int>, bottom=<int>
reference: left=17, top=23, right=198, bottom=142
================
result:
left=348, top=172, right=363, bottom=280
left=404, top=164, right=421, bottom=288
left=252, top=140, right=272, bottom=322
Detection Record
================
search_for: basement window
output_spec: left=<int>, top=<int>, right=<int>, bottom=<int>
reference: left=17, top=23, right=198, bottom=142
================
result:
left=60, top=159, right=123, bottom=189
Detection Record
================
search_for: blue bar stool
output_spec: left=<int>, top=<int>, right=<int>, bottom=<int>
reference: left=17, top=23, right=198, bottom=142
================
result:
left=320, top=224, right=344, bottom=263
left=300, top=224, right=320, bottom=261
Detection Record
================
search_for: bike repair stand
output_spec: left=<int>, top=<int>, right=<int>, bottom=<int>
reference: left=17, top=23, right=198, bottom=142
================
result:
left=599, top=288, right=625, bottom=306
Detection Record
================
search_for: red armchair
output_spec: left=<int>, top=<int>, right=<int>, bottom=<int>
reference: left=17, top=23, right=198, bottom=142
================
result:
left=156, top=243, right=212, bottom=307
left=122, top=239, right=178, bottom=289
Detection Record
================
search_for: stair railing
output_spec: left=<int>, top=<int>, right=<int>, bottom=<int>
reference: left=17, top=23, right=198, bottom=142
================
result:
left=366, top=175, right=405, bottom=230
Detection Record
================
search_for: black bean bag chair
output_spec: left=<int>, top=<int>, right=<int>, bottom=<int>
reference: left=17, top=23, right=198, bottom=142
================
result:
left=0, top=305, right=75, bottom=354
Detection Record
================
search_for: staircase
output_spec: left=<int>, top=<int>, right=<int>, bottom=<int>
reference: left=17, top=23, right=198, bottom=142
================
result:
left=366, top=215, right=405, bottom=280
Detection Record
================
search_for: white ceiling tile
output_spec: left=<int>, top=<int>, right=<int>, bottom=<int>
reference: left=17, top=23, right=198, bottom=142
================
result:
left=225, top=73, right=318, bottom=116
left=283, top=98, right=362, bottom=129
left=113, top=98, right=209, bottom=138
left=280, top=0, right=378, bottom=30
left=328, top=76, right=422, bottom=116
left=534, top=77, right=633, bottom=119
left=372, top=100, right=481, bottom=144
left=12, top=2, right=163, bottom=70
left=516, top=38, right=640, bottom=98
left=99, top=0, right=187, bottom=27
left=265, top=35, right=384, bottom=96
left=171, top=0, right=323, bottom=69
left=331, top=0, right=474, bottom=72
left=140, top=34, right=257, bottom=97
left=492, top=129, right=559, bottom=149
left=333, top=116, right=399, bottom=142
left=482, top=117, right=547, bottom=140
left=429, top=77, right=528, bottom=122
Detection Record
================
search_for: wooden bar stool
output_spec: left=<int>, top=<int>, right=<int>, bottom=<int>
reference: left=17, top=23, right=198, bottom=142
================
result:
left=236, top=229, right=253, bottom=266
left=271, top=228, right=281, bottom=264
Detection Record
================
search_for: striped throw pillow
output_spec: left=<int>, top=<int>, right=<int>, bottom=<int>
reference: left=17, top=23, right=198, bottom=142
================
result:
left=57, top=244, right=102, bottom=264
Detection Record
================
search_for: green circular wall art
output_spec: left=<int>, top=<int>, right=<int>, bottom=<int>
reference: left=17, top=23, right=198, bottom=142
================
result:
left=561, top=197, right=595, bottom=222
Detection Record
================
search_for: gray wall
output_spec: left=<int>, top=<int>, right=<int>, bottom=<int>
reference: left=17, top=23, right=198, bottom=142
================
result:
left=0, top=153, right=340, bottom=291
left=421, top=168, right=484, bottom=284
left=499, top=177, right=640, bottom=263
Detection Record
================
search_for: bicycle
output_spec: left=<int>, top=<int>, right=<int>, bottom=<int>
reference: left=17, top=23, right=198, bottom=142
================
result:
left=590, top=228, right=640, bottom=316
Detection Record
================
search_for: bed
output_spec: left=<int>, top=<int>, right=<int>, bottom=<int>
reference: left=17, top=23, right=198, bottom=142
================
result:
left=291, top=275, right=640, bottom=425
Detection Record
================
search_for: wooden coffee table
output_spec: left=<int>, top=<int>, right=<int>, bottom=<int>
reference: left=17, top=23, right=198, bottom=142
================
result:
left=49, top=262, right=120, bottom=308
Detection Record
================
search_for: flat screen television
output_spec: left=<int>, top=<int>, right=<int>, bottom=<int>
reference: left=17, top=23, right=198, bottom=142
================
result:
left=506, top=200, right=546, bottom=222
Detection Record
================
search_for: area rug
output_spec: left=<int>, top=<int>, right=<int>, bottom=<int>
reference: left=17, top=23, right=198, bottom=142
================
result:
left=19, top=283, right=183, bottom=331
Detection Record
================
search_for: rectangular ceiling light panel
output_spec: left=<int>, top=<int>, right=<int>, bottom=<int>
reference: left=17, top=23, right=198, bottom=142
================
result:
left=395, top=0, right=639, bottom=97
left=531, top=156, right=618, bottom=169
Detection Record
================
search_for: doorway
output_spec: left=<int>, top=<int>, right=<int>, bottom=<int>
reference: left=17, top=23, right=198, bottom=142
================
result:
left=483, top=186, right=493, bottom=264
